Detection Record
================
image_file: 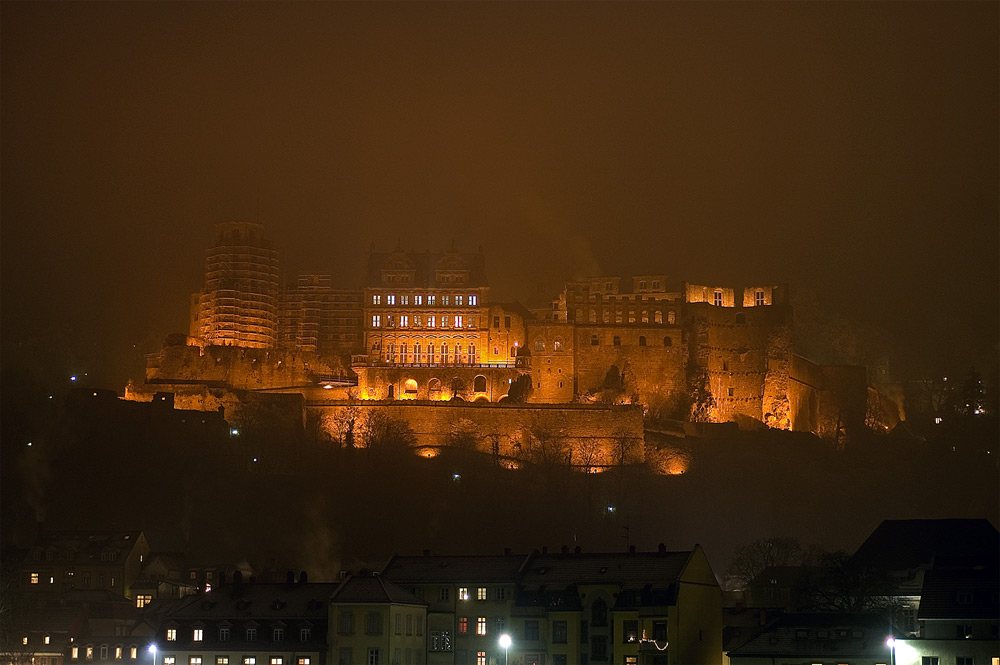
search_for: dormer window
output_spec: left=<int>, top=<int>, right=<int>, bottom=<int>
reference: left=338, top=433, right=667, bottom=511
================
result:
left=713, top=290, right=723, bottom=307
left=754, top=289, right=765, bottom=306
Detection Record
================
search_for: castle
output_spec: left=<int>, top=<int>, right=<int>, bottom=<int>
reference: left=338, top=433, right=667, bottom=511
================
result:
left=128, top=221, right=870, bottom=451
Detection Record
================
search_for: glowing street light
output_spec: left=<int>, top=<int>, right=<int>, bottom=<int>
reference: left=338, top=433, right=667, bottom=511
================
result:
left=148, top=644, right=157, bottom=665
left=498, top=634, right=511, bottom=665
left=886, top=637, right=895, bottom=665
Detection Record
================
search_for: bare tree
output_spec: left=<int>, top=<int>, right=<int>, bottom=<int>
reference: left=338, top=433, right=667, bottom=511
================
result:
left=724, top=537, right=804, bottom=591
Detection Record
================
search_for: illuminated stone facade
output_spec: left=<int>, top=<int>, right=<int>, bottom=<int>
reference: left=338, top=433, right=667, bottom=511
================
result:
left=191, top=222, right=280, bottom=348
left=276, top=273, right=362, bottom=357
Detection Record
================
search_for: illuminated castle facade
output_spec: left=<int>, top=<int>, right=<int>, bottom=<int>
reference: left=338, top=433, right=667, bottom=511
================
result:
left=171, top=224, right=866, bottom=435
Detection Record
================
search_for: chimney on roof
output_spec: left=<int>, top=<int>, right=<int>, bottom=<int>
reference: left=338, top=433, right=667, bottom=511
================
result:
left=658, top=543, right=666, bottom=554
left=628, top=545, right=636, bottom=555
left=574, top=546, right=581, bottom=554
left=286, top=570, right=295, bottom=585
left=542, top=546, right=548, bottom=554
left=423, top=549, right=430, bottom=557
left=561, top=545, right=569, bottom=555
left=299, top=571, right=308, bottom=584
left=503, top=547, right=511, bottom=556
left=339, top=570, right=348, bottom=579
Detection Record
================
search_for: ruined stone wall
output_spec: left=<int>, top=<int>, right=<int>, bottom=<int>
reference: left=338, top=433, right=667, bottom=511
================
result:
left=524, top=321, right=576, bottom=403
left=124, top=382, right=306, bottom=436
left=686, top=302, right=793, bottom=425
left=311, top=401, right=645, bottom=468
left=145, top=341, right=336, bottom=390
left=352, top=365, right=521, bottom=402
left=788, top=354, right=868, bottom=439
left=571, top=324, right=688, bottom=408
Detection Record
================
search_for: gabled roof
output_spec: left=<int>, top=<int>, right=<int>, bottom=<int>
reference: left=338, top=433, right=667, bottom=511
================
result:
left=381, top=553, right=531, bottom=584
left=163, top=582, right=338, bottom=619
left=917, top=563, right=999, bottom=620
left=329, top=575, right=425, bottom=606
left=727, top=613, right=893, bottom=660
left=851, top=519, right=999, bottom=571
left=519, top=551, right=692, bottom=590
left=27, top=531, right=146, bottom=563
left=365, top=249, right=489, bottom=288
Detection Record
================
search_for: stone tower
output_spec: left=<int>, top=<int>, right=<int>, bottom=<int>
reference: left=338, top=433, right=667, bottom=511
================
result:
left=192, top=221, right=280, bottom=348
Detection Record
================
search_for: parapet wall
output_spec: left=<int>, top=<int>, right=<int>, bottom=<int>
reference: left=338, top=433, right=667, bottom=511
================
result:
left=311, top=401, right=645, bottom=469
left=145, top=340, right=336, bottom=390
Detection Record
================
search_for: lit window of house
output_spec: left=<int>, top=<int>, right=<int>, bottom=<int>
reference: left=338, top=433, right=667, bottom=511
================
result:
left=400, top=315, right=409, bottom=328
left=442, top=295, right=451, bottom=306
left=400, top=294, right=409, bottom=305
left=428, top=315, right=436, bottom=328
left=269, top=659, right=282, bottom=665
left=476, top=617, right=487, bottom=635
left=166, top=630, right=176, bottom=642
left=469, top=295, right=478, bottom=305
left=456, top=295, right=464, bottom=306
left=22, top=637, right=28, bottom=646
left=163, top=659, right=174, bottom=665
left=30, top=572, right=39, bottom=584
left=136, top=596, right=151, bottom=608
left=713, top=290, right=723, bottom=306
left=454, top=315, right=463, bottom=328
left=387, top=295, right=396, bottom=305
left=427, top=295, right=436, bottom=305
left=755, top=289, right=765, bottom=306
left=458, top=617, right=468, bottom=634
left=45, top=636, right=51, bottom=645
left=115, top=646, right=123, bottom=659
left=372, top=295, right=381, bottom=305
left=243, top=658, right=255, bottom=665
left=130, top=647, right=137, bottom=659
left=193, top=629, right=203, bottom=642
left=297, top=660, right=309, bottom=665
left=459, top=587, right=469, bottom=600
left=216, top=658, right=228, bottom=665
left=476, top=652, right=486, bottom=665
left=477, top=587, right=487, bottom=600
left=190, top=658, right=202, bottom=665
left=371, top=315, right=381, bottom=328
left=72, top=647, right=79, bottom=660
left=86, top=647, right=94, bottom=660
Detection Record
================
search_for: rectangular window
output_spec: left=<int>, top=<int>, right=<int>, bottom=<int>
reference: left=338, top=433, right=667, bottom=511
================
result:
left=442, top=295, right=450, bottom=306
left=553, top=621, right=567, bottom=644
left=956, top=658, right=974, bottom=665
left=406, top=614, right=413, bottom=635
left=72, top=647, right=79, bottom=660
left=455, top=315, right=463, bottom=328
left=190, top=658, right=202, bottom=665
left=400, top=315, right=409, bottom=327
left=439, top=587, right=450, bottom=601
left=653, top=620, right=667, bottom=641
left=387, top=295, right=396, bottom=305
left=86, top=647, right=93, bottom=660
left=414, top=295, right=423, bottom=305
left=476, top=653, right=486, bottom=665
left=458, top=617, right=468, bottom=634
left=162, top=659, right=174, bottom=665
left=136, top=596, right=152, bottom=608
left=299, top=628, right=310, bottom=642
left=427, top=295, right=436, bottom=305
left=115, top=647, right=122, bottom=660
left=504, top=316, right=511, bottom=328
left=246, top=628, right=257, bottom=641
left=456, top=295, right=464, bottom=306
left=401, top=294, right=409, bottom=305
left=591, top=635, right=607, bottom=661
left=469, top=295, right=478, bottom=305
left=297, top=660, right=309, bottom=665
left=273, top=628, right=283, bottom=642
left=130, top=648, right=137, bottom=659
left=217, top=659, right=228, bottom=665
left=366, top=649, right=380, bottom=665
left=625, top=658, right=637, bottom=665
left=30, top=572, right=39, bottom=584
left=495, top=587, right=506, bottom=600
left=269, top=659, right=282, bottom=665
left=477, top=587, right=487, bottom=600
left=459, top=587, right=469, bottom=600
left=476, top=617, right=487, bottom=635
left=337, top=651, right=351, bottom=665
left=219, top=628, right=230, bottom=641
left=243, top=658, right=255, bottom=665
left=623, top=620, right=638, bottom=643
left=339, top=611, right=354, bottom=634
left=495, top=617, right=505, bottom=633
left=428, top=315, right=436, bottom=328
left=920, top=659, right=939, bottom=665
left=166, top=629, right=177, bottom=641
left=193, top=629, right=203, bottom=641
left=525, top=620, right=539, bottom=641
left=395, top=613, right=402, bottom=635
left=372, top=295, right=381, bottom=305
left=713, top=290, right=723, bottom=306
left=366, top=611, right=382, bottom=634
left=371, top=315, right=381, bottom=328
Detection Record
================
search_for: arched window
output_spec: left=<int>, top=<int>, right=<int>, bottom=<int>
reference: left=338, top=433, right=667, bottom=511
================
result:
left=553, top=339, right=563, bottom=351
left=592, top=598, right=608, bottom=627
left=404, top=379, right=418, bottom=394
left=638, top=336, right=647, bottom=346
left=663, top=336, right=672, bottom=347
left=469, top=344, right=476, bottom=363
left=429, top=378, right=441, bottom=393
left=427, top=343, right=435, bottom=364
left=441, top=344, right=449, bottom=364
left=474, top=375, right=487, bottom=393
left=668, top=310, right=676, bottom=324
left=754, top=289, right=765, bottom=306
left=400, top=343, right=408, bottom=363
left=713, top=290, right=723, bottom=307
left=455, top=343, right=463, bottom=364
left=534, top=340, right=545, bottom=352
left=414, top=343, right=421, bottom=363
left=386, top=343, right=394, bottom=362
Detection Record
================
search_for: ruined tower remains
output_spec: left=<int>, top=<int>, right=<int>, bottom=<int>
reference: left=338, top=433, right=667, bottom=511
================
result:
left=191, top=221, right=280, bottom=348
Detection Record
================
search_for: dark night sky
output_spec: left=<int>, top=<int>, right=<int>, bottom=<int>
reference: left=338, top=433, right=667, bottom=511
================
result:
left=2, top=2, right=997, bottom=389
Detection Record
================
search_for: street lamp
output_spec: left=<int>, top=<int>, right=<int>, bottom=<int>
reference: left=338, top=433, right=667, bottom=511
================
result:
left=885, top=637, right=895, bottom=665
left=498, top=634, right=511, bottom=665
left=148, top=644, right=157, bottom=665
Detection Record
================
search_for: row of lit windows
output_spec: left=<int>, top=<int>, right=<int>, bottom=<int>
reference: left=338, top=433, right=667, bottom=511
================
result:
left=372, top=294, right=479, bottom=307
left=166, top=628, right=310, bottom=642
left=371, top=314, right=475, bottom=329
left=159, top=657, right=309, bottom=665
left=574, top=308, right=676, bottom=325
left=373, top=342, right=479, bottom=365
left=447, top=587, right=507, bottom=601
left=29, top=571, right=115, bottom=587
left=70, top=645, right=138, bottom=660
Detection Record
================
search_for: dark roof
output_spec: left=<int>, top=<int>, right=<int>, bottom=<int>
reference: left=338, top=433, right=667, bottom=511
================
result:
left=28, top=531, right=145, bottom=561
left=519, top=551, right=692, bottom=589
left=365, top=248, right=488, bottom=288
left=381, top=553, right=531, bottom=584
left=163, top=582, right=338, bottom=620
left=329, top=575, right=424, bottom=606
left=917, top=563, right=999, bottom=620
left=851, top=519, right=999, bottom=571
left=45, top=590, right=138, bottom=620
left=727, top=613, right=894, bottom=660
